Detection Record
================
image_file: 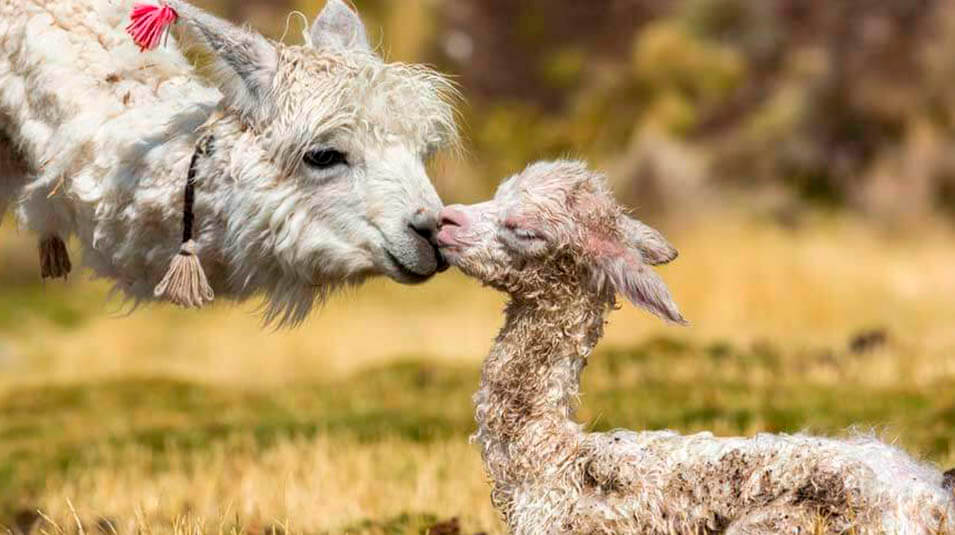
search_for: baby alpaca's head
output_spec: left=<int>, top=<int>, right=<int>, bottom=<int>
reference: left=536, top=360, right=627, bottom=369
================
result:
left=436, top=161, right=686, bottom=323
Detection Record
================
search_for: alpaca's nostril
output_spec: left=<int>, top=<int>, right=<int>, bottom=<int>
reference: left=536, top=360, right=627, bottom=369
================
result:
left=409, top=223, right=433, bottom=241
left=438, top=207, right=468, bottom=229
left=409, top=210, right=437, bottom=242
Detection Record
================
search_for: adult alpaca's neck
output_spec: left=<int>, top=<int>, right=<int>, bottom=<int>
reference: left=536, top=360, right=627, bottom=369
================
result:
left=473, top=280, right=609, bottom=493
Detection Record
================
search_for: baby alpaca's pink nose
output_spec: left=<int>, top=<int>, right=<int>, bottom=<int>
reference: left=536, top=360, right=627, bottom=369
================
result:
left=439, top=206, right=470, bottom=231
left=436, top=206, right=471, bottom=248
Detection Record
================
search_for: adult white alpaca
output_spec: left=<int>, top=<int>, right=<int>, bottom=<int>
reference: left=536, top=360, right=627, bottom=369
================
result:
left=436, top=161, right=955, bottom=534
left=0, top=0, right=457, bottom=324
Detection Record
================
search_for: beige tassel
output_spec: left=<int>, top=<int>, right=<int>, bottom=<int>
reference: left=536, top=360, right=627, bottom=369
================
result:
left=39, top=234, right=72, bottom=280
left=153, top=239, right=214, bottom=308
left=154, top=135, right=215, bottom=308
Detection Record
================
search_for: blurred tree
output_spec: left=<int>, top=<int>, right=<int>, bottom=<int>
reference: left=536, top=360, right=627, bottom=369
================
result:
left=435, top=0, right=670, bottom=109
left=189, top=0, right=955, bottom=218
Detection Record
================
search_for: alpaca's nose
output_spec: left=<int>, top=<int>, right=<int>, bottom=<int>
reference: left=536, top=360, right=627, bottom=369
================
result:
left=409, top=208, right=438, bottom=242
left=438, top=206, right=469, bottom=230
left=410, top=208, right=449, bottom=272
left=436, top=206, right=471, bottom=253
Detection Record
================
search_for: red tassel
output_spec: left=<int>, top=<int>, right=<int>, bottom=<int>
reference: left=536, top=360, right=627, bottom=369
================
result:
left=126, top=2, right=179, bottom=52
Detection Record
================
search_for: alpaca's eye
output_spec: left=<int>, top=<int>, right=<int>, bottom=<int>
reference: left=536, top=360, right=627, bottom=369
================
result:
left=511, top=227, right=543, bottom=241
left=504, top=220, right=543, bottom=241
left=304, top=149, right=347, bottom=169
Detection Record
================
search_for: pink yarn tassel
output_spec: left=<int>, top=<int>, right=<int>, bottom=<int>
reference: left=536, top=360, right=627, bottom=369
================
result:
left=126, top=2, right=178, bottom=52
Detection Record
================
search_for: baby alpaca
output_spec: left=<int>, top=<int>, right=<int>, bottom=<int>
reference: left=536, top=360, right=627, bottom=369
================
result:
left=436, top=160, right=955, bottom=534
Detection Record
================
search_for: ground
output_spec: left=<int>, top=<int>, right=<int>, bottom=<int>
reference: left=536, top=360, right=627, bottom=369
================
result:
left=0, top=213, right=953, bottom=534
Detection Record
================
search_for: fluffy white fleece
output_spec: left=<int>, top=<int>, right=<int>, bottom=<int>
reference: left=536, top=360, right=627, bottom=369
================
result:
left=0, top=0, right=457, bottom=324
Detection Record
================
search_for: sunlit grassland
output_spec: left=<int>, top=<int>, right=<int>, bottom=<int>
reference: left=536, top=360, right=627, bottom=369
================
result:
left=0, top=213, right=953, bottom=534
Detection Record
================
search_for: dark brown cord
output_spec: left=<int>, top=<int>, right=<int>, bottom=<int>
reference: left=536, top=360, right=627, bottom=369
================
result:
left=180, top=136, right=214, bottom=247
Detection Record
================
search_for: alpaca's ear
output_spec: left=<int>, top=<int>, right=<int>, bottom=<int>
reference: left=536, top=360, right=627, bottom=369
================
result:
left=168, top=0, right=277, bottom=121
left=600, top=251, right=686, bottom=324
left=589, top=221, right=686, bottom=324
left=310, top=0, right=372, bottom=53
left=620, top=216, right=678, bottom=265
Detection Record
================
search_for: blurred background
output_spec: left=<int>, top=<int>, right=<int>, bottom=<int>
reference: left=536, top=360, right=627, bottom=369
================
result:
left=1, top=1, right=954, bottom=534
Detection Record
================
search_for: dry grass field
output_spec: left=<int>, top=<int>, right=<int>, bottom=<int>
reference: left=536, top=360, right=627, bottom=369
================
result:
left=1, top=212, right=954, bottom=534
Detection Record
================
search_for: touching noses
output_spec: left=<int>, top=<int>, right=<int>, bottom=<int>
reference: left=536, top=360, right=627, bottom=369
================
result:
left=410, top=208, right=450, bottom=272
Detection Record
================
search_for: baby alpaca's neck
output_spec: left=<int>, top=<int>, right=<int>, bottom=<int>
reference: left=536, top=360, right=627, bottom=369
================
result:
left=473, top=283, right=609, bottom=490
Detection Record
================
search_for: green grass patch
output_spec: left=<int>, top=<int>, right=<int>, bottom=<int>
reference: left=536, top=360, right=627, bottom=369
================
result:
left=2, top=338, right=954, bottom=521
left=0, top=285, right=90, bottom=330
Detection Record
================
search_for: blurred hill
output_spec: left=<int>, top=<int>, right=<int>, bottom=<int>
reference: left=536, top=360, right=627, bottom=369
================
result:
left=195, top=0, right=955, bottom=222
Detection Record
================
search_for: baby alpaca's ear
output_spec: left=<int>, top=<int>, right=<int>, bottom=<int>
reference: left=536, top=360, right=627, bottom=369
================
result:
left=620, top=216, right=679, bottom=265
left=601, top=252, right=686, bottom=324
left=310, top=0, right=372, bottom=53
left=589, top=219, right=686, bottom=324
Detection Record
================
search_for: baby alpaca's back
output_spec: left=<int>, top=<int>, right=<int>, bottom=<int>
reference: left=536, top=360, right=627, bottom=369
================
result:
left=578, top=430, right=955, bottom=534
